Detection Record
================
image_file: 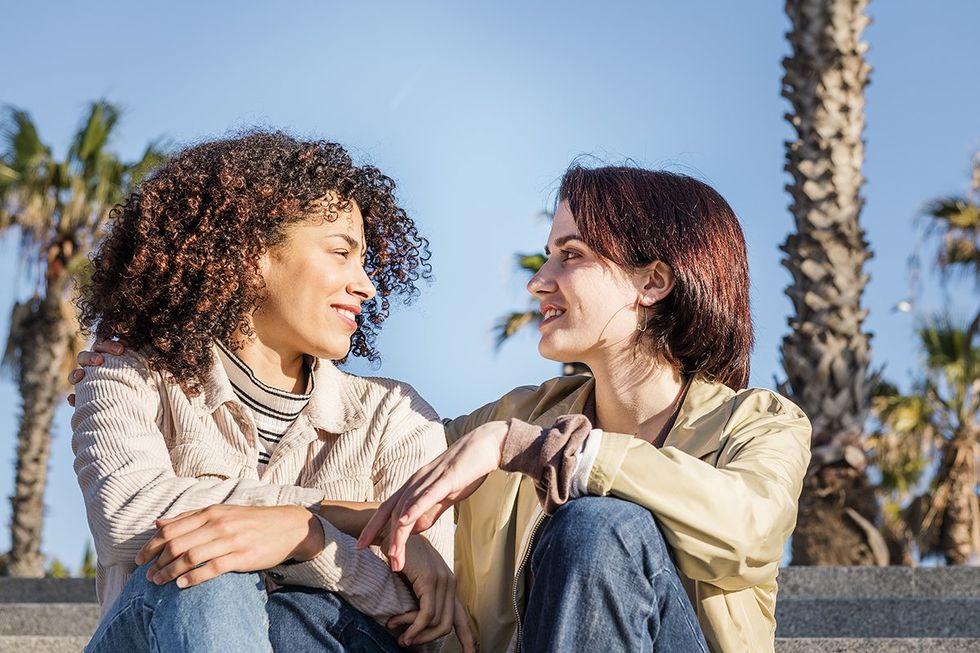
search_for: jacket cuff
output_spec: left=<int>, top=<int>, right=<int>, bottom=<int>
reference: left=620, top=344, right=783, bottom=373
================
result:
left=267, top=514, right=417, bottom=622
left=586, top=431, right=634, bottom=496
left=500, top=415, right=593, bottom=514
left=570, top=429, right=603, bottom=498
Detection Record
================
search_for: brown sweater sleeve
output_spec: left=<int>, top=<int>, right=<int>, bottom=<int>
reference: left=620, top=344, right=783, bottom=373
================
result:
left=499, top=415, right=593, bottom=514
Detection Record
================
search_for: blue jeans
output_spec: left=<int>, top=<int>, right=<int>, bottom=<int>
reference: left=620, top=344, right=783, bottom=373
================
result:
left=522, top=497, right=709, bottom=653
left=85, top=562, right=404, bottom=653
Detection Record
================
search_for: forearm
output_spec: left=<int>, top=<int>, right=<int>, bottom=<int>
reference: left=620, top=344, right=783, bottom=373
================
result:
left=317, top=500, right=380, bottom=539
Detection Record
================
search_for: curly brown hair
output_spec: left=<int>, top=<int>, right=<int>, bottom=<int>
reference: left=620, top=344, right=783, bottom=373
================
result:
left=77, top=130, right=431, bottom=394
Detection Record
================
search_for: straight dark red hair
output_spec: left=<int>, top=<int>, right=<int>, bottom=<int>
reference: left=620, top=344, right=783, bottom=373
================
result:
left=559, top=165, right=753, bottom=389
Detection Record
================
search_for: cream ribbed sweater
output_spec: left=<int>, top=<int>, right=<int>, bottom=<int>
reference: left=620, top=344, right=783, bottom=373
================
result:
left=71, top=347, right=452, bottom=628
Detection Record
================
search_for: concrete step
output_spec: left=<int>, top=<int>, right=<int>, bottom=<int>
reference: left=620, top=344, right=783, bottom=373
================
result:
left=0, top=578, right=96, bottom=603
left=775, top=597, right=980, bottom=637
left=775, top=638, right=980, bottom=652
left=0, top=636, right=90, bottom=653
left=777, top=566, right=980, bottom=598
left=0, top=604, right=100, bottom=637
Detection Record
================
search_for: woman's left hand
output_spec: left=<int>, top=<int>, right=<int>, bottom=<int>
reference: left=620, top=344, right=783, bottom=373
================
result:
left=135, top=504, right=324, bottom=588
left=357, top=420, right=509, bottom=572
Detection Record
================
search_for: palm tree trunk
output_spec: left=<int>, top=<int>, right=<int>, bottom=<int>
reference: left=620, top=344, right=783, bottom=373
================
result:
left=6, top=275, right=72, bottom=577
left=780, top=0, right=884, bottom=565
left=939, top=438, right=980, bottom=564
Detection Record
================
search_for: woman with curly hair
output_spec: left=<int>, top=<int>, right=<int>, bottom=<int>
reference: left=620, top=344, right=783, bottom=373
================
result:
left=70, top=131, right=472, bottom=653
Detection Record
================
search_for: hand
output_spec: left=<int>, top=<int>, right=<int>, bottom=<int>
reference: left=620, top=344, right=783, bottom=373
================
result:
left=386, top=535, right=475, bottom=652
left=357, top=420, right=509, bottom=571
left=135, top=504, right=323, bottom=588
left=66, top=339, right=125, bottom=407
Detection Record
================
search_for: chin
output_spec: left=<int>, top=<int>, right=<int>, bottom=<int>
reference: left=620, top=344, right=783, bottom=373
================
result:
left=537, top=339, right=581, bottom=366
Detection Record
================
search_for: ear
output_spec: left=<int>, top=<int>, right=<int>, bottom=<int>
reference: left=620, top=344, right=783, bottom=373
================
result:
left=636, top=261, right=675, bottom=307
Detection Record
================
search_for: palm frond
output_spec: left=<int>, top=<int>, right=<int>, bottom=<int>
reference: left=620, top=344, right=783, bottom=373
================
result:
left=128, top=139, right=168, bottom=185
left=917, top=320, right=980, bottom=377
left=1, top=108, right=50, bottom=172
left=516, top=252, right=546, bottom=274
left=493, top=310, right=541, bottom=349
left=925, top=197, right=980, bottom=230
left=870, top=387, right=938, bottom=496
left=72, top=100, right=121, bottom=173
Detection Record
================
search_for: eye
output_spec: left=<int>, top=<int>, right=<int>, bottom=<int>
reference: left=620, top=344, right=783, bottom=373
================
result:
left=559, top=249, right=580, bottom=263
left=333, top=249, right=351, bottom=259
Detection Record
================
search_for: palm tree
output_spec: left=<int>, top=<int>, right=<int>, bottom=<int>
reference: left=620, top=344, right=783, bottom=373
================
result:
left=780, top=0, right=886, bottom=565
left=0, top=101, right=165, bottom=576
left=494, top=214, right=589, bottom=376
left=872, top=320, right=980, bottom=565
left=922, top=154, right=980, bottom=284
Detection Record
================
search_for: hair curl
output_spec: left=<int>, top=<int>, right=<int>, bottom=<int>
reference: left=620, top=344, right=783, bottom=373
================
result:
left=77, top=130, right=431, bottom=394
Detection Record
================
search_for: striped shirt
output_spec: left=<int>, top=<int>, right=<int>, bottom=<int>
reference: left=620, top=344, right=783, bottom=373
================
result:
left=214, top=341, right=314, bottom=472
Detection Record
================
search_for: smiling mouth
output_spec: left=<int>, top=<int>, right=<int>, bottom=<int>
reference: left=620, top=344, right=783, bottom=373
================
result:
left=333, top=307, right=359, bottom=329
left=540, top=307, right=566, bottom=328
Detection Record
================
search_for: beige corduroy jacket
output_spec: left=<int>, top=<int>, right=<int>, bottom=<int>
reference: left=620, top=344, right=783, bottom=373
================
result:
left=71, top=348, right=453, bottom=626
left=444, top=375, right=811, bottom=653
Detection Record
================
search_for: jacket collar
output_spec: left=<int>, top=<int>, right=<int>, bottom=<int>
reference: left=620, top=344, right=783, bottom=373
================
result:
left=195, top=344, right=366, bottom=434
left=540, top=375, right=734, bottom=461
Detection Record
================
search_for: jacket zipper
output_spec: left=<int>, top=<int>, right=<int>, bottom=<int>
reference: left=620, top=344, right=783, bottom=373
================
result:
left=512, top=511, right=547, bottom=652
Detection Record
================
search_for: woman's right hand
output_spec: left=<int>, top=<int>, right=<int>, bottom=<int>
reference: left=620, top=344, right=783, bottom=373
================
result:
left=66, top=340, right=125, bottom=406
left=391, top=534, right=475, bottom=652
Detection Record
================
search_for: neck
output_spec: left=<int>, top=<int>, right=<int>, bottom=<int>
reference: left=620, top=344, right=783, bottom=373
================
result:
left=584, top=348, right=685, bottom=443
left=228, top=332, right=307, bottom=394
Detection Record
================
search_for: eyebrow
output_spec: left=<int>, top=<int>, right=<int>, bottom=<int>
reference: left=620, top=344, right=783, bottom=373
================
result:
left=544, top=234, right=585, bottom=255
left=326, top=233, right=362, bottom=252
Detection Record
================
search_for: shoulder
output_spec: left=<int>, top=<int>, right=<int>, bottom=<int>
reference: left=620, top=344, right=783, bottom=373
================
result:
left=75, top=348, right=160, bottom=390
left=715, top=384, right=812, bottom=454
left=488, top=374, right=593, bottom=421
left=342, top=371, right=441, bottom=423
left=727, top=386, right=809, bottom=424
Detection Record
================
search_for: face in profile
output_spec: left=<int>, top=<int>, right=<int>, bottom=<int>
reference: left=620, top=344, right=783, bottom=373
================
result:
left=528, top=201, right=647, bottom=366
left=253, top=197, right=377, bottom=361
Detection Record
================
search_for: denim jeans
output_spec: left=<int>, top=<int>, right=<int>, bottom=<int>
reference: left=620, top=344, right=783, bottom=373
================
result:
left=84, top=562, right=404, bottom=653
left=522, top=496, right=709, bottom=653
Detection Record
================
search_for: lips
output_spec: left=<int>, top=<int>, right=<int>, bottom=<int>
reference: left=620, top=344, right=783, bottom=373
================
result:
left=331, top=304, right=360, bottom=330
left=539, top=303, right=566, bottom=329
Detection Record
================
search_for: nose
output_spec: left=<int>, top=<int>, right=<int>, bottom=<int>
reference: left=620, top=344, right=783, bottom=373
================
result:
left=527, top=257, right=557, bottom=298
left=349, top=263, right=377, bottom=303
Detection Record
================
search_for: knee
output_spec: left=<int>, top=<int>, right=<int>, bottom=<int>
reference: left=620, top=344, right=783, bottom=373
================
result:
left=539, top=497, right=670, bottom=572
left=135, top=562, right=265, bottom=613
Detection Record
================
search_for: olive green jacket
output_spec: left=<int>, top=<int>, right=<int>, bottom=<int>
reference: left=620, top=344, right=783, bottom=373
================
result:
left=444, top=375, right=811, bottom=653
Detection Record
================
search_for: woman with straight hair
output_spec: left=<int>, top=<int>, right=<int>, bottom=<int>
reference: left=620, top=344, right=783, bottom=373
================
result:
left=360, top=165, right=812, bottom=653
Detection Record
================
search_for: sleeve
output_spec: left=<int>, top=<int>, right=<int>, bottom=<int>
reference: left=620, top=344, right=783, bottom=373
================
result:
left=71, top=353, right=326, bottom=568
left=586, top=390, right=812, bottom=591
left=498, top=415, right=593, bottom=513
left=267, top=380, right=453, bottom=633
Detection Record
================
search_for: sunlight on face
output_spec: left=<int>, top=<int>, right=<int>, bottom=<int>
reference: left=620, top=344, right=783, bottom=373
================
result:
left=527, top=201, right=642, bottom=366
left=253, top=196, right=376, bottom=361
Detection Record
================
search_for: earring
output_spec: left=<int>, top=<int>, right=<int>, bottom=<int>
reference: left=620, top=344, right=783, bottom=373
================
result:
left=635, top=297, right=648, bottom=332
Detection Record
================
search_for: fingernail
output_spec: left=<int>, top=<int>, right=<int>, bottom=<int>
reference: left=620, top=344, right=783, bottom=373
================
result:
left=152, top=573, right=162, bottom=584
left=176, top=577, right=187, bottom=588
left=94, top=355, right=103, bottom=364
left=134, top=554, right=143, bottom=565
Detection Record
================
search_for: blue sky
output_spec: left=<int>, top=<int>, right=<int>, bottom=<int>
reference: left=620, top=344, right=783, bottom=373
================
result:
left=2, top=1, right=978, bottom=570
